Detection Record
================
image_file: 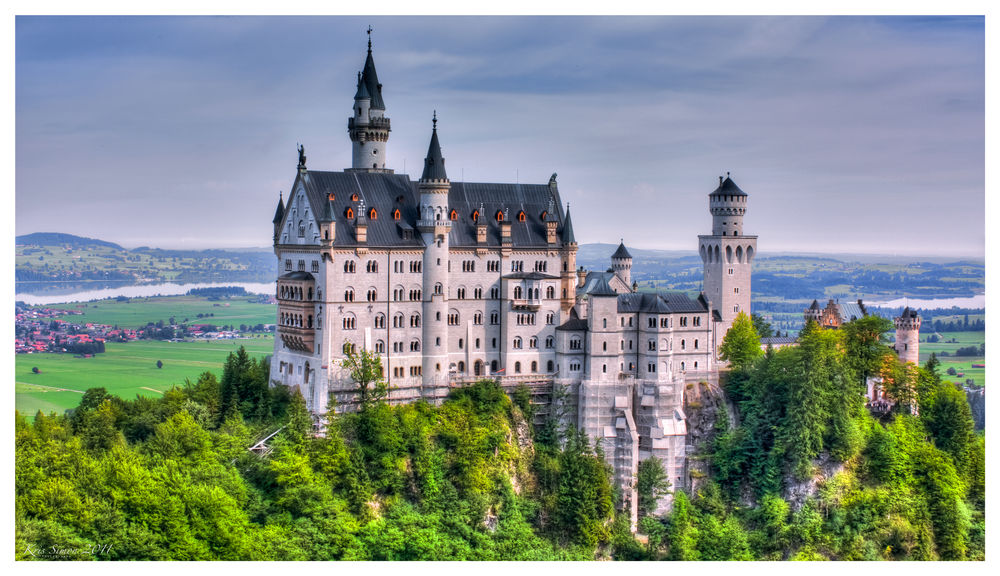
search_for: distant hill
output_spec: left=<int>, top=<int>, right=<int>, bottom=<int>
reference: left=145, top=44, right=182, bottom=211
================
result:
left=16, top=232, right=124, bottom=251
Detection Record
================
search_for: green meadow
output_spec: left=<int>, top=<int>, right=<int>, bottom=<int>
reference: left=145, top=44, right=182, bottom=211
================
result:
left=919, top=331, right=985, bottom=388
left=15, top=338, right=274, bottom=416
left=45, top=294, right=276, bottom=329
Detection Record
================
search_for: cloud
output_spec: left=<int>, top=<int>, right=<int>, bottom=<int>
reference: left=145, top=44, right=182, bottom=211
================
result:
left=15, top=16, right=984, bottom=256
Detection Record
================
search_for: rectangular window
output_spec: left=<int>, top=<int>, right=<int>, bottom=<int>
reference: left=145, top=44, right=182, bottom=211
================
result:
left=311, top=261, right=319, bottom=273
left=298, top=260, right=305, bottom=271
left=285, top=259, right=292, bottom=271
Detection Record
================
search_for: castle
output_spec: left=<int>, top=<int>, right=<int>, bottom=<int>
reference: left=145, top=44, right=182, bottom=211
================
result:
left=268, top=34, right=754, bottom=526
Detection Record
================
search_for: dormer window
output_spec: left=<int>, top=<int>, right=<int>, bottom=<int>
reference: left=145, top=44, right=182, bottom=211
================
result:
left=495, top=210, right=504, bottom=223
left=517, top=211, right=526, bottom=222
left=472, top=210, right=480, bottom=222
left=540, top=210, right=547, bottom=221
left=351, top=193, right=359, bottom=201
left=393, top=208, right=401, bottom=221
left=346, top=207, right=354, bottom=220
left=369, top=208, right=377, bottom=220
left=450, top=209, right=458, bottom=221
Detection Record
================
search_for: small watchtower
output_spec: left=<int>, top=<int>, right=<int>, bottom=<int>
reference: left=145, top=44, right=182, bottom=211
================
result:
left=611, top=240, right=633, bottom=289
left=894, top=307, right=921, bottom=365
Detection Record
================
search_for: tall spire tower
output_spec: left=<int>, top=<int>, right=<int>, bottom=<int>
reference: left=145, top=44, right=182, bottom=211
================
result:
left=418, top=113, right=451, bottom=395
left=698, top=173, right=758, bottom=352
left=348, top=27, right=392, bottom=172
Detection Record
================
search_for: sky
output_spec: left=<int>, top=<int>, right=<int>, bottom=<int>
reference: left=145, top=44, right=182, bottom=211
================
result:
left=14, top=15, right=986, bottom=256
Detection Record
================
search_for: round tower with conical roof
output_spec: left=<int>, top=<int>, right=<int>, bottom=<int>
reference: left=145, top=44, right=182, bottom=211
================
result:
left=698, top=173, right=758, bottom=350
left=348, top=30, right=392, bottom=172
left=611, top=240, right=633, bottom=289
left=417, top=113, right=451, bottom=396
left=894, top=307, right=921, bottom=365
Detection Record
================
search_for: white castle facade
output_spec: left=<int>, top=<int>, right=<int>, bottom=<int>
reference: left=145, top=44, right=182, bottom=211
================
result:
left=268, top=36, right=756, bottom=527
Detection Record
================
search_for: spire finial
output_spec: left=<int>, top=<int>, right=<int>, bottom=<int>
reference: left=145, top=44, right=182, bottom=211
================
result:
left=367, top=26, right=372, bottom=51
left=432, top=110, right=437, bottom=130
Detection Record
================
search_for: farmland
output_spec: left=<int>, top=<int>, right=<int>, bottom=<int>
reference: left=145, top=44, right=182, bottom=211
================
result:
left=16, top=337, right=274, bottom=416
left=919, top=330, right=986, bottom=388
left=45, top=294, right=277, bottom=329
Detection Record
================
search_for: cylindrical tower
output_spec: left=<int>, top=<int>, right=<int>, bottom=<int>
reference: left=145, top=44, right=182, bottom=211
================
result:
left=418, top=114, right=451, bottom=395
left=611, top=240, right=633, bottom=288
left=699, top=173, right=757, bottom=347
left=348, top=34, right=391, bottom=172
left=894, top=307, right=921, bottom=365
left=710, top=172, right=747, bottom=237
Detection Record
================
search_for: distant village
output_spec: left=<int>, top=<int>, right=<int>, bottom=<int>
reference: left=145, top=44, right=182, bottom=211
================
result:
left=14, top=302, right=275, bottom=355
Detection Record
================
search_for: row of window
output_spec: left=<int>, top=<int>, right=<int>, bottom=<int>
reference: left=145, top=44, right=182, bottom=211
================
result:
left=279, top=284, right=313, bottom=301
left=284, top=259, right=321, bottom=273
left=280, top=312, right=314, bottom=329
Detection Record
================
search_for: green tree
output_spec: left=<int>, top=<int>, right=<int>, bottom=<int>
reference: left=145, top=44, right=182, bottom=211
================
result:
left=923, top=382, right=974, bottom=474
left=636, top=456, right=671, bottom=518
left=842, top=315, right=894, bottom=389
left=719, top=311, right=763, bottom=371
left=751, top=313, right=774, bottom=338
left=340, top=347, right=389, bottom=409
left=666, top=490, right=698, bottom=560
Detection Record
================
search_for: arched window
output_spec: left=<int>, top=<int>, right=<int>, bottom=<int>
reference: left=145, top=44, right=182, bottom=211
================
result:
left=369, top=207, right=377, bottom=220
left=375, top=340, right=385, bottom=354
left=513, top=337, right=523, bottom=349
left=375, top=314, right=386, bottom=329
left=515, top=361, right=522, bottom=374
left=472, top=210, right=480, bottom=222
left=393, top=208, right=401, bottom=221
left=546, top=286, right=555, bottom=299
left=346, top=207, right=354, bottom=220
left=514, top=286, right=523, bottom=299
left=344, top=289, right=355, bottom=302
left=458, top=361, right=465, bottom=373
left=545, top=336, right=554, bottom=348
left=540, top=210, right=547, bottom=221
left=681, top=339, right=686, bottom=350
left=517, top=211, right=526, bottom=222
left=495, top=210, right=504, bottom=222
left=547, top=360, right=554, bottom=372
left=491, top=360, right=498, bottom=373
left=529, top=336, right=537, bottom=348
left=531, top=361, right=537, bottom=373
left=449, top=209, right=458, bottom=221
left=351, top=193, right=359, bottom=201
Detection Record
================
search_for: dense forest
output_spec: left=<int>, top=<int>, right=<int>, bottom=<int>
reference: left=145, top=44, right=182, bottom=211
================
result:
left=16, top=316, right=986, bottom=560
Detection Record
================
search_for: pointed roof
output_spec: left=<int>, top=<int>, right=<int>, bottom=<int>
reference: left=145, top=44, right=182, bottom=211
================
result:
left=586, top=273, right=618, bottom=297
left=900, top=307, right=919, bottom=319
left=809, top=299, right=820, bottom=310
left=709, top=174, right=747, bottom=197
left=420, top=114, right=448, bottom=182
left=318, top=196, right=336, bottom=223
left=272, top=193, right=285, bottom=224
left=612, top=241, right=632, bottom=259
left=354, top=71, right=370, bottom=100
left=561, top=207, right=576, bottom=243
left=361, top=43, right=385, bottom=110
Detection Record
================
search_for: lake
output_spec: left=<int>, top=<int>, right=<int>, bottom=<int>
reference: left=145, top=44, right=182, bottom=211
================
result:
left=15, top=281, right=275, bottom=306
left=867, top=294, right=986, bottom=310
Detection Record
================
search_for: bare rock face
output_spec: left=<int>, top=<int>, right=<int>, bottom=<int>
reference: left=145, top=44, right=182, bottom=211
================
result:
left=683, top=378, right=732, bottom=494
left=966, top=387, right=985, bottom=430
left=781, top=453, right=844, bottom=511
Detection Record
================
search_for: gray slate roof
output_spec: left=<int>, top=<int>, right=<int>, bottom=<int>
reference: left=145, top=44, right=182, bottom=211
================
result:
left=286, top=170, right=569, bottom=249
left=361, top=48, right=385, bottom=110
left=617, top=291, right=709, bottom=314
left=279, top=271, right=315, bottom=281
left=709, top=175, right=747, bottom=197
left=561, top=207, right=576, bottom=243
left=272, top=195, right=285, bottom=224
left=612, top=241, right=632, bottom=259
left=837, top=301, right=867, bottom=322
left=761, top=336, right=798, bottom=346
left=420, top=124, right=448, bottom=182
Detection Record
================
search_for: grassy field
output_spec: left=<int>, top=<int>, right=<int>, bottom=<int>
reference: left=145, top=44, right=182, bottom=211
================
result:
left=15, top=337, right=274, bottom=416
left=45, top=295, right=276, bottom=329
left=918, top=331, right=985, bottom=388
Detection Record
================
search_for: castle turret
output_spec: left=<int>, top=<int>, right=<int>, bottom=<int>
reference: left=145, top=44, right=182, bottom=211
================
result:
left=611, top=240, right=633, bottom=289
left=418, top=113, right=451, bottom=395
left=348, top=31, right=391, bottom=172
left=895, top=307, right=921, bottom=365
left=698, top=173, right=757, bottom=350
left=272, top=191, right=285, bottom=246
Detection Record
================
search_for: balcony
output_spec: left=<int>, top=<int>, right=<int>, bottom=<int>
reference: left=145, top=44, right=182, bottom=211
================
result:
left=511, top=298, right=542, bottom=311
left=278, top=324, right=315, bottom=354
